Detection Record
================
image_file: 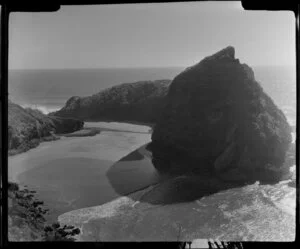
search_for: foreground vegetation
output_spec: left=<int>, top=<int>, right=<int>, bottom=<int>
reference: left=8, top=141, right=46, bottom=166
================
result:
left=7, top=182, right=80, bottom=241
left=5, top=182, right=248, bottom=247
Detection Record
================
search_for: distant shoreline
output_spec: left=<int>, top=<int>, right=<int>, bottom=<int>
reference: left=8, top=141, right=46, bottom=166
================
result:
left=8, top=121, right=152, bottom=157
left=84, top=119, right=155, bottom=129
left=57, top=127, right=101, bottom=137
left=8, top=130, right=99, bottom=157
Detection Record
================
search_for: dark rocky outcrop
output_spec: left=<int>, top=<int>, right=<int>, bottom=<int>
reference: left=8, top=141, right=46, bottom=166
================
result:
left=51, top=80, right=171, bottom=124
left=151, top=46, right=292, bottom=183
left=8, top=101, right=84, bottom=155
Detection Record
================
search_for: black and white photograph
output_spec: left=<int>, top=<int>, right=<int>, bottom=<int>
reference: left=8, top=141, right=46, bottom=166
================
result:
left=6, top=1, right=296, bottom=245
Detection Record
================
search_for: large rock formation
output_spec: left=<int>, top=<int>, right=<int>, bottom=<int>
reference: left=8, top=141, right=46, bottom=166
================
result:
left=8, top=101, right=84, bottom=155
left=52, top=80, right=171, bottom=123
left=151, top=46, right=292, bottom=182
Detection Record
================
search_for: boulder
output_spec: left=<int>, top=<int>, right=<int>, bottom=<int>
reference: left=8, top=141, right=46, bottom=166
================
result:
left=151, top=46, right=292, bottom=182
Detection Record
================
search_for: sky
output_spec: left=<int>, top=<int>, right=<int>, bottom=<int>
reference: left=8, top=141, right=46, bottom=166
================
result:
left=9, top=2, right=296, bottom=69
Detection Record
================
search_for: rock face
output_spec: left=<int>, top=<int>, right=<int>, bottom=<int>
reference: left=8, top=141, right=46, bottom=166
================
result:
left=151, top=46, right=292, bottom=182
left=8, top=101, right=84, bottom=155
left=52, top=80, right=171, bottom=123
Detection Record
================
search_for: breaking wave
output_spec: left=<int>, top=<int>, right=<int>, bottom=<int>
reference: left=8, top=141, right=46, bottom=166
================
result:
left=20, top=104, right=61, bottom=115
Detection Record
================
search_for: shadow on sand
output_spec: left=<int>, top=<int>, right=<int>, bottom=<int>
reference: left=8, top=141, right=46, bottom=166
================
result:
left=107, top=140, right=295, bottom=205
left=106, top=144, right=168, bottom=198
left=106, top=143, right=249, bottom=205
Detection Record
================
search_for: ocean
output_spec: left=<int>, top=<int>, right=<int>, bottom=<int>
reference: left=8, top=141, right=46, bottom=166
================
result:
left=8, top=66, right=296, bottom=126
left=8, top=67, right=183, bottom=114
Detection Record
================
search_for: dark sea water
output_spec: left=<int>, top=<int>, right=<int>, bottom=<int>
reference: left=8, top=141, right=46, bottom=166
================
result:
left=8, top=67, right=183, bottom=113
left=8, top=66, right=296, bottom=240
left=9, top=66, right=296, bottom=125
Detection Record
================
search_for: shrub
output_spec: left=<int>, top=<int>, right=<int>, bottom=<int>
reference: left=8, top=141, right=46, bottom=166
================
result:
left=42, top=223, right=80, bottom=241
left=8, top=182, right=81, bottom=241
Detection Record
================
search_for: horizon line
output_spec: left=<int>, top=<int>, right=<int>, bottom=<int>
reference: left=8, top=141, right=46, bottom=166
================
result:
left=9, top=64, right=296, bottom=71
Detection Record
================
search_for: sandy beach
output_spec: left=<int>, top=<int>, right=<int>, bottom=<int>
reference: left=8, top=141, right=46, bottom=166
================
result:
left=8, top=122, right=154, bottom=222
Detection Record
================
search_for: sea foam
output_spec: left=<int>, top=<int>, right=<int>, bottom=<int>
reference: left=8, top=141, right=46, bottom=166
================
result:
left=21, top=103, right=61, bottom=115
